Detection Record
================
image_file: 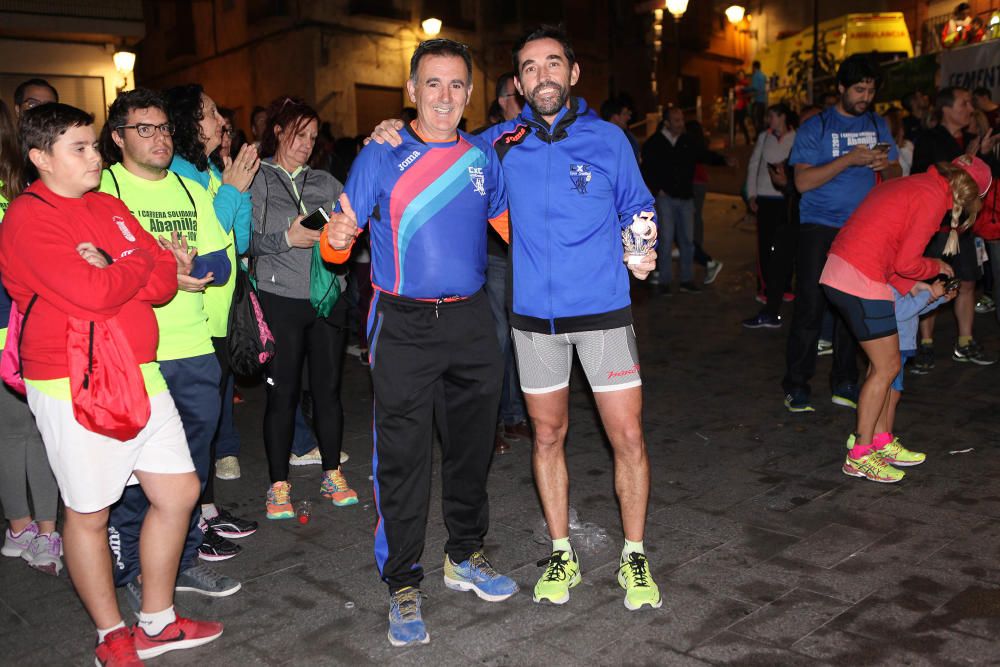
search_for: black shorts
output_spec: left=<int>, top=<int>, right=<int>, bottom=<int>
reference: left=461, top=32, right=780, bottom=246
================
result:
left=924, top=231, right=980, bottom=282
left=822, top=285, right=897, bottom=342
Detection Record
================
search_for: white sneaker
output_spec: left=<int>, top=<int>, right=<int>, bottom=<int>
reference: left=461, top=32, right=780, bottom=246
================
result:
left=215, top=456, right=241, bottom=480
left=2, top=522, right=39, bottom=557
left=289, top=447, right=322, bottom=466
left=22, top=531, right=63, bottom=576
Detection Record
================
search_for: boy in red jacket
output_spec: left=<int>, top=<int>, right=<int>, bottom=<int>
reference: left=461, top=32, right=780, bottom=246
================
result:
left=0, top=103, right=223, bottom=665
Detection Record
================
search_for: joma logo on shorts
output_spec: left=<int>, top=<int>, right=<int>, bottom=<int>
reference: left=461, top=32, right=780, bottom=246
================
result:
left=607, top=364, right=640, bottom=380
left=398, top=150, right=421, bottom=171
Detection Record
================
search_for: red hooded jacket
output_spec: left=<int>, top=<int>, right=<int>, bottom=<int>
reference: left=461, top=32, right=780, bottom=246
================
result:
left=0, top=181, right=177, bottom=380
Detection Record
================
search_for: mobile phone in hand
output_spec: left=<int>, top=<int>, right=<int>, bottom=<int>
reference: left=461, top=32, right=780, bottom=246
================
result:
left=872, top=142, right=891, bottom=153
left=299, top=207, right=329, bottom=231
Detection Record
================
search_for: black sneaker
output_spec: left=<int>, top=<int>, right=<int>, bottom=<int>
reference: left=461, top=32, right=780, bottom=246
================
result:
left=198, top=527, right=241, bottom=562
left=911, top=343, right=935, bottom=374
left=953, top=339, right=998, bottom=365
left=678, top=281, right=701, bottom=293
left=204, top=509, right=258, bottom=539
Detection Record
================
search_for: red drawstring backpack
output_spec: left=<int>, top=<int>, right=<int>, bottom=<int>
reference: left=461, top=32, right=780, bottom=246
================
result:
left=66, top=316, right=150, bottom=441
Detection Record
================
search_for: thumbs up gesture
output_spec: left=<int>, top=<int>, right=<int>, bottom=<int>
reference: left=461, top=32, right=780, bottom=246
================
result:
left=327, top=192, right=360, bottom=250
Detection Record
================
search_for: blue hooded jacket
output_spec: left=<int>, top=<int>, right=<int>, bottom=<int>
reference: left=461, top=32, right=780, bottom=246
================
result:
left=480, top=98, right=654, bottom=334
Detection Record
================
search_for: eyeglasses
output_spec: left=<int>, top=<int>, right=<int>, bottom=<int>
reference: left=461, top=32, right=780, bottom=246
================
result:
left=222, top=127, right=234, bottom=137
left=116, top=123, right=175, bottom=138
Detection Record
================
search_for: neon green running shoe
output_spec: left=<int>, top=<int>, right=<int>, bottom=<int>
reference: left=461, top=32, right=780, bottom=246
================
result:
left=533, top=550, right=580, bottom=605
left=843, top=451, right=905, bottom=483
left=617, top=552, right=662, bottom=611
left=845, top=434, right=925, bottom=467
left=876, top=436, right=926, bottom=467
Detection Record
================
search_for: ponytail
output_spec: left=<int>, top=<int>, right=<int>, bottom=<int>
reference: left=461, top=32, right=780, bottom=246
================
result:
left=933, top=161, right=982, bottom=256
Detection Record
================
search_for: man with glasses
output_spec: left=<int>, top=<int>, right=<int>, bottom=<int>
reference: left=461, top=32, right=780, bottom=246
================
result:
left=13, top=78, right=58, bottom=117
left=99, top=88, right=243, bottom=606
left=324, top=38, right=517, bottom=647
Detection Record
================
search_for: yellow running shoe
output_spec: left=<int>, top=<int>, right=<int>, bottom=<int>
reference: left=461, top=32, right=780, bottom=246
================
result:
left=843, top=451, right=905, bottom=483
left=877, top=436, right=926, bottom=467
left=617, top=552, right=662, bottom=610
left=533, top=550, right=580, bottom=605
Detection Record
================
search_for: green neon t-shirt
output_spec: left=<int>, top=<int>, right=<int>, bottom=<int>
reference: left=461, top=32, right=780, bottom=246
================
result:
left=100, top=164, right=230, bottom=361
left=201, top=169, right=238, bottom=337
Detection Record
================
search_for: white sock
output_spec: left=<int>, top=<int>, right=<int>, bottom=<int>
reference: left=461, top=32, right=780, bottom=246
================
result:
left=97, top=621, right=126, bottom=643
left=552, top=537, right=572, bottom=556
left=622, top=539, right=644, bottom=559
left=201, top=503, right=219, bottom=520
left=137, top=606, right=176, bottom=636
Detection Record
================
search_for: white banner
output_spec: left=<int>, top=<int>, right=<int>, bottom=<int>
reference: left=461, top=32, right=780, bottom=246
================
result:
left=940, top=40, right=1000, bottom=100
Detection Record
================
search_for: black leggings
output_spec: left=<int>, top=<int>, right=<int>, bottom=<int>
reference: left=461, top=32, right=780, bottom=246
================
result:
left=258, top=291, right=348, bottom=483
left=756, top=196, right=796, bottom=314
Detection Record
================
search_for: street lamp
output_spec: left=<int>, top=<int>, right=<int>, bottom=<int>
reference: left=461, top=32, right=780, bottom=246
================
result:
left=421, top=18, right=442, bottom=37
left=664, top=0, right=688, bottom=102
left=113, top=49, right=136, bottom=93
left=725, top=5, right=746, bottom=25
left=665, top=0, right=688, bottom=20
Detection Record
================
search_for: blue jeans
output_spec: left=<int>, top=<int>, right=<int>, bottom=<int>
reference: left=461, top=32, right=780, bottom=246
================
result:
left=988, top=240, right=1000, bottom=326
left=109, top=354, right=222, bottom=585
left=655, top=194, right=695, bottom=284
left=485, top=254, right=525, bottom=425
left=214, top=374, right=240, bottom=458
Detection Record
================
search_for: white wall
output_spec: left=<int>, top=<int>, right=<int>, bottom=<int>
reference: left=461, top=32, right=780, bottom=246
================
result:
left=0, top=38, right=128, bottom=124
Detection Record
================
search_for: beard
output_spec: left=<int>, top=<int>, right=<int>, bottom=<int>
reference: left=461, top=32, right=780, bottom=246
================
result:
left=526, top=81, right=569, bottom=117
left=841, top=94, right=869, bottom=116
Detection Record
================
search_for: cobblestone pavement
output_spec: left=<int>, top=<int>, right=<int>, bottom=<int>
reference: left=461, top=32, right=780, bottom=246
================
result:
left=3, top=195, right=999, bottom=666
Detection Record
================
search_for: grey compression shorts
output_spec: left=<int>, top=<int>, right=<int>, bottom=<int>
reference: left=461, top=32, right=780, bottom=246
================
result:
left=511, top=326, right=641, bottom=394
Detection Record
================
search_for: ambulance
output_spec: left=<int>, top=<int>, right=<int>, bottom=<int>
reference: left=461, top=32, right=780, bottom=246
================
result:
left=756, top=13, right=914, bottom=101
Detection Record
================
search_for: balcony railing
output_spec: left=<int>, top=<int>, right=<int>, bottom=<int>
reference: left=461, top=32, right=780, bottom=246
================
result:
left=921, top=10, right=999, bottom=53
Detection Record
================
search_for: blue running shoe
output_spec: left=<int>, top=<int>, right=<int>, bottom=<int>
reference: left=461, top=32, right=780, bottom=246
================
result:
left=387, top=587, right=429, bottom=647
left=783, top=390, right=814, bottom=413
left=742, top=311, right=782, bottom=329
left=443, top=551, right=518, bottom=602
left=831, top=382, right=859, bottom=409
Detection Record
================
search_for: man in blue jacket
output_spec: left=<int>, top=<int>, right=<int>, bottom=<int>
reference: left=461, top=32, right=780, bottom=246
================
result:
left=370, top=24, right=661, bottom=612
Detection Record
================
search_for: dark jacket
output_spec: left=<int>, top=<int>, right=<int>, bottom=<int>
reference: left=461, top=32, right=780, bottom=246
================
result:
left=911, top=124, right=975, bottom=175
left=640, top=126, right=726, bottom=200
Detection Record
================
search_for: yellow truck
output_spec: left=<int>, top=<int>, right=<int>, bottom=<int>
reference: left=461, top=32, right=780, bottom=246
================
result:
left=756, top=12, right=914, bottom=102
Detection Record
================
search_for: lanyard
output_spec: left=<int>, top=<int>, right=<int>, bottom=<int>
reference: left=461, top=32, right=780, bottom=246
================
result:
left=272, top=165, right=309, bottom=215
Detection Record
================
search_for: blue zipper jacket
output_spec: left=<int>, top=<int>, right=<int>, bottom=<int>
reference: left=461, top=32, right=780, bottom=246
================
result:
left=480, top=98, right=654, bottom=334
left=169, top=155, right=252, bottom=254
